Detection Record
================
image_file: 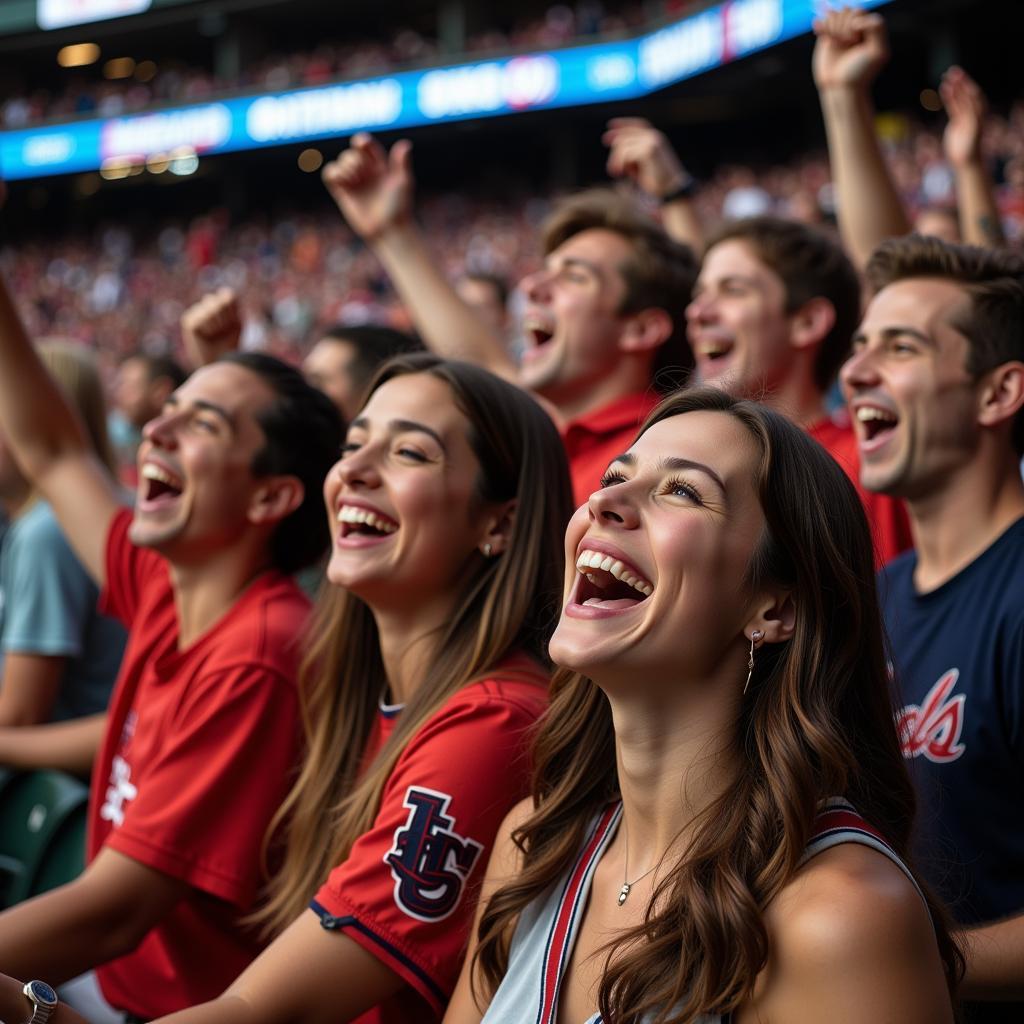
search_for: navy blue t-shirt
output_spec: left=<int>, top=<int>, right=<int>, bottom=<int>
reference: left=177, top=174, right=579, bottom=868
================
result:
left=881, top=517, right=1024, bottom=1023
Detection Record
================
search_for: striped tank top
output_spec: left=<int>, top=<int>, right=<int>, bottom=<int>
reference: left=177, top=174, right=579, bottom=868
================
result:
left=479, top=798, right=926, bottom=1024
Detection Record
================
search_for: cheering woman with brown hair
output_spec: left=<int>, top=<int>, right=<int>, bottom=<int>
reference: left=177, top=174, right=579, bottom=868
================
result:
left=446, top=386, right=961, bottom=1024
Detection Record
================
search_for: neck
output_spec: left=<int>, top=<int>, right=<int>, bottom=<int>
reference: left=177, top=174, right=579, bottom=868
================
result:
left=546, top=358, right=651, bottom=424
left=758, top=369, right=828, bottom=429
left=602, top=657, right=743, bottom=868
left=169, top=542, right=273, bottom=648
left=373, top=596, right=459, bottom=705
left=907, top=447, right=1024, bottom=592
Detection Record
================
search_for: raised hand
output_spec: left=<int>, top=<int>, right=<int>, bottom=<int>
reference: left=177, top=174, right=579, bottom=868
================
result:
left=322, top=132, right=413, bottom=242
left=180, top=286, right=242, bottom=368
left=812, top=7, right=889, bottom=92
left=941, top=66, right=987, bottom=169
left=602, top=117, right=689, bottom=199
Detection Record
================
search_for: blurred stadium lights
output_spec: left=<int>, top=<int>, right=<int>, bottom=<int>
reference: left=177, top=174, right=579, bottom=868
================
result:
left=6, top=0, right=893, bottom=182
left=297, top=148, right=324, bottom=173
left=104, top=57, right=137, bottom=79
left=56, top=42, right=100, bottom=67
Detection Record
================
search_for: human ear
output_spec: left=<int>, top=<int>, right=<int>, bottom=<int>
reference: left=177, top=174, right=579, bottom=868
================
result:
left=976, top=361, right=1024, bottom=431
left=618, top=308, right=674, bottom=356
left=248, top=476, right=305, bottom=525
left=788, top=297, right=836, bottom=352
left=744, top=589, right=796, bottom=646
left=477, top=499, right=518, bottom=557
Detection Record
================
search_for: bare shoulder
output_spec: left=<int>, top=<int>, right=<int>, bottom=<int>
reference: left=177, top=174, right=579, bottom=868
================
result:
left=767, top=842, right=931, bottom=954
left=751, top=844, right=954, bottom=1024
left=487, top=797, right=535, bottom=880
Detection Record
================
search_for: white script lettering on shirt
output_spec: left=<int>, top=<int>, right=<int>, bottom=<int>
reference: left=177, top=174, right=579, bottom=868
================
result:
left=99, top=754, right=138, bottom=827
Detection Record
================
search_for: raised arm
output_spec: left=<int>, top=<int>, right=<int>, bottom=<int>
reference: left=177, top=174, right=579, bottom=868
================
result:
left=941, top=66, right=1005, bottom=249
left=0, top=277, right=120, bottom=585
left=813, top=8, right=910, bottom=269
left=602, top=117, right=704, bottom=251
left=321, top=133, right=517, bottom=382
left=181, top=287, right=243, bottom=369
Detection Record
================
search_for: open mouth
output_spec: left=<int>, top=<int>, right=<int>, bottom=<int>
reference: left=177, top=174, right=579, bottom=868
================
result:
left=337, top=504, right=398, bottom=540
left=521, top=319, right=555, bottom=361
left=139, top=463, right=184, bottom=508
left=854, top=405, right=899, bottom=451
left=571, top=548, right=654, bottom=614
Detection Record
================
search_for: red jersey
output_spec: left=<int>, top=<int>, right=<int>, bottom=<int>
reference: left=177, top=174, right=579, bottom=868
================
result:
left=562, top=392, right=659, bottom=506
left=311, top=658, right=549, bottom=1024
left=808, top=414, right=912, bottom=567
left=90, top=509, right=309, bottom=1018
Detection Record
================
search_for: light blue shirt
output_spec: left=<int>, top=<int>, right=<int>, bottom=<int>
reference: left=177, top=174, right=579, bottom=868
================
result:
left=0, top=500, right=125, bottom=720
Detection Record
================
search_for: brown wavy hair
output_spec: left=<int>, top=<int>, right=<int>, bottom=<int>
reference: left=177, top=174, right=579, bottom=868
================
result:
left=472, top=386, right=963, bottom=1022
left=253, top=355, right=573, bottom=936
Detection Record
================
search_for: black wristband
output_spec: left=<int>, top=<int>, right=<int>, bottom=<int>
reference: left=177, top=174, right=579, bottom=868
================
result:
left=659, top=176, right=698, bottom=204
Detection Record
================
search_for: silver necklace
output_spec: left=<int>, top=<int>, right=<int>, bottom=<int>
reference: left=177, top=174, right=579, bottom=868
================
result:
left=617, top=817, right=663, bottom=907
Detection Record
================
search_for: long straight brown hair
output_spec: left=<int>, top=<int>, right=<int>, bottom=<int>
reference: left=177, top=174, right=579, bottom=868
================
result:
left=473, top=387, right=963, bottom=1022
left=253, top=355, right=573, bottom=936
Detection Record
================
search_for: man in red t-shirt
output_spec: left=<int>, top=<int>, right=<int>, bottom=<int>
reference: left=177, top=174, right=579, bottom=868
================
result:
left=0, top=265, right=342, bottom=1016
left=687, top=217, right=911, bottom=564
left=320, top=134, right=698, bottom=505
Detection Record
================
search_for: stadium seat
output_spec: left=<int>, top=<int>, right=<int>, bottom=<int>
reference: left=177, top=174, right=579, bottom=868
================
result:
left=0, top=771, right=88, bottom=908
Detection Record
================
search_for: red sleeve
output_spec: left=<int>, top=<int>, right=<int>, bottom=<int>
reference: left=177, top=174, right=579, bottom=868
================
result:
left=105, top=663, right=301, bottom=906
left=100, top=507, right=168, bottom=626
left=311, top=686, right=545, bottom=1015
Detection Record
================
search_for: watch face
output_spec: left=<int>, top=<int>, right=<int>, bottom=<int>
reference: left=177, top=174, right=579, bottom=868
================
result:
left=26, top=981, right=58, bottom=1007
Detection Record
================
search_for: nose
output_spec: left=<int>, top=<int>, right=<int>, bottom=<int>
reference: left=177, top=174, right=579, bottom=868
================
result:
left=586, top=483, right=641, bottom=529
left=519, top=266, right=552, bottom=303
left=685, top=290, right=714, bottom=326
left=839, top=341, right=881, bottom=393
left=334, top=444, right=383, bottom=490
left=141, top=407, right=184, bottom=449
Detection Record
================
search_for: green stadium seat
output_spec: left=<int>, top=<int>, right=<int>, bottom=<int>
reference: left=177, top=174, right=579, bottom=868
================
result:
left=0, top=771, right=88, bottom=908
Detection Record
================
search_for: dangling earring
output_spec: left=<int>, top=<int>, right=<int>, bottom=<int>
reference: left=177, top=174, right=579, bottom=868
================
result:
left=743, top=630, right=764, bottom=695
left=482, top=543, right=493, bottom=557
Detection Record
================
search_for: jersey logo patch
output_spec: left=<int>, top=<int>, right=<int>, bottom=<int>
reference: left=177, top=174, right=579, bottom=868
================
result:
left=384, top=786, right=484, bottom=922
left=897, top=668, right=966, bottom=764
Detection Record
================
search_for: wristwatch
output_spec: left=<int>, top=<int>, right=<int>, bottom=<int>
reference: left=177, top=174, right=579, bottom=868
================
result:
left=22, top=981, right=58, bottom=1024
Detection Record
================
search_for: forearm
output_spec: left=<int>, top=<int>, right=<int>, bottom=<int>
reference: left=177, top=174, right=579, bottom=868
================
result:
left=372, top=224, right=518, bottom=381
left=0, top=713, right=106, bottom=775
left=0, top=884, right=138, bottom=985
left=160, top=994, right=254, bottom=1024
left=661, top=199, right=704, bottom=252
left=820, top=86, right=910, bottom=268
left=0, top=277, right=91, bottom=478
left=953, top=160, right=1005, bottom=248
left=960, top=913, right=1024, bottom=999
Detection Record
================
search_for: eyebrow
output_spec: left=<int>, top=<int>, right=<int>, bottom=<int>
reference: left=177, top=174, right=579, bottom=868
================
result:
left=609, top=452, right=727, bottom=492
left=350, top=417, right=447, bottom=452
left=165, top=395, right=236, bottom=431
left=695, top=273, right=760, bottom=294
left=551, top=255, right=605, bottom=281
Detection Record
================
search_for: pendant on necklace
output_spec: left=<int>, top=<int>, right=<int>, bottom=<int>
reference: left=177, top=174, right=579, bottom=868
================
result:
left=617, top=883, right=631, bottom=906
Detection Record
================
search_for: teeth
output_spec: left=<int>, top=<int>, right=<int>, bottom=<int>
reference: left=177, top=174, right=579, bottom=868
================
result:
left=336, top=505, right=397, bottom=533
left=575, top=549, right=653, bottom=598
left=141, top=463, right=181, bottom=489
left=856, top=407, right=896, bottom=423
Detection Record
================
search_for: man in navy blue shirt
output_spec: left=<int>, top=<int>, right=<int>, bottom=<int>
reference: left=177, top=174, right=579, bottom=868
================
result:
left=841, top=235, right=1024, bottom=1021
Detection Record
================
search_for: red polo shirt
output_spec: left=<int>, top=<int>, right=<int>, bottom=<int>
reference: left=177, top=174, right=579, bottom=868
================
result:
left=562, top=391, right=660, bottom=506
